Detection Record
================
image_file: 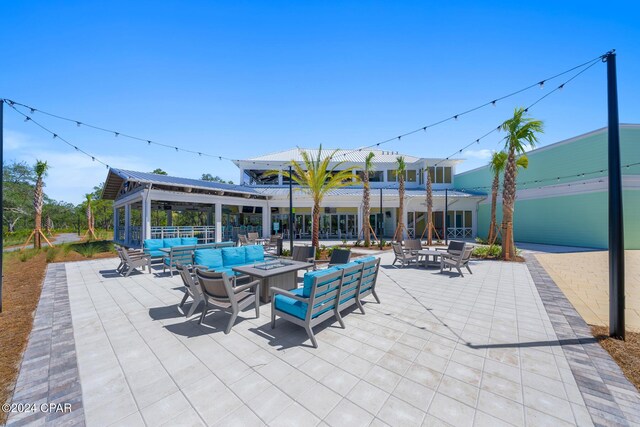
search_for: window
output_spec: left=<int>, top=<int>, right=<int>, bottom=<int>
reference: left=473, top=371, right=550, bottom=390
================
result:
left=387, top=170, right=397, bottom=182
left=426, top=166, right=452, bottom=184
left=369, top=171, right=383, bottom=182
left=406, top=170, right=417, bottom=182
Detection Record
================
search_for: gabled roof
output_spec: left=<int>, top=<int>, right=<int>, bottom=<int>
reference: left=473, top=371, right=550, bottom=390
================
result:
left=101, top=168, right=260, bottom=200
left=243, top=148, right=427, bottom=164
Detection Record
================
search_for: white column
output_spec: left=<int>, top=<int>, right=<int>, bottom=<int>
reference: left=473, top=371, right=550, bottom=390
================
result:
left=142, top=191, right=151, bottom=243
left=357, top=205, right=363, bottom=239
left=113, top=207, right=119, bottom=242
left=262, top=206, right=270, bottom=238
left=124, top=204, right=131, bottom=245
left=215, top=203, right=223, bottom=242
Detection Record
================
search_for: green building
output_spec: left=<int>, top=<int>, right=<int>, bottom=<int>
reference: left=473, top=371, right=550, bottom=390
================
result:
left=454, top=124, right=640, bottom=249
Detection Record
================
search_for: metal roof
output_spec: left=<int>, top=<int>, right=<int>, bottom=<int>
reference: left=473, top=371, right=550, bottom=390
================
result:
left=102, top=168, right=261, bottom=200
left=244, top=148, right=428, bottom=164
left=253, top=187, right=482, bottom=198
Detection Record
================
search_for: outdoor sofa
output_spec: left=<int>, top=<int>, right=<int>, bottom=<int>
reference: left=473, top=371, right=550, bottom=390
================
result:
left=193, top=245, right=272, bottom=277
left=271, top=256, right=381, bottom=347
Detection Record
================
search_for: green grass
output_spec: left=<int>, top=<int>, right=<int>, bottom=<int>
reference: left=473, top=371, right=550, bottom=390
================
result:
left=69, top=240, right=115, bottom=258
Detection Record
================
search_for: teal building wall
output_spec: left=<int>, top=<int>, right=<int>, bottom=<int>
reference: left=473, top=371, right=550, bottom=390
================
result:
left=455, top=125, right=640, bottom=249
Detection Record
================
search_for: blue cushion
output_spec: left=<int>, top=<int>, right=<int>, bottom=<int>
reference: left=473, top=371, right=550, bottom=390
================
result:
left=163, top=238, right=183, bottom=248
left=302, top=267, right=340, bottom=298
left=144, top=239, right=163, bottom=250
left=244, top=245, right=265, bottom=263
left=354, top=256, right=376, bottom=264
left=194, top=249, right=223, bottom=270
left=274, top=288, right=308, bottom=319
left=144, top=249, right=164, bottom=258
left=181, top=237, right=198, bottom=246
left=213, top=267, right=242, bottom=277
left=221, top=247, right=246, bottom=267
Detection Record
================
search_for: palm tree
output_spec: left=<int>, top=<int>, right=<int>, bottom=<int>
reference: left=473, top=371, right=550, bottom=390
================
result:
left=393, top=156, right=407, bottom=241
left=33, top=160, right=49, bottom=248
left=500, top=108, right=543, bottom=259
left=362, top=152, right=375, bottom=246
left=488, top=152, right=529, bottom=244
left=425, top=163, right=433, bottom=245
left=269, top=146, right=359, bottom=249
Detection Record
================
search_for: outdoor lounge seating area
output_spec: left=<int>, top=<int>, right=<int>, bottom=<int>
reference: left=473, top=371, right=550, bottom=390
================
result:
left=47, top=249, right=613, bottom=426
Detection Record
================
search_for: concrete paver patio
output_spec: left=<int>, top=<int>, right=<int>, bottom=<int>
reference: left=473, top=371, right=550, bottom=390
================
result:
left=57, top=252, right=598, bottom=427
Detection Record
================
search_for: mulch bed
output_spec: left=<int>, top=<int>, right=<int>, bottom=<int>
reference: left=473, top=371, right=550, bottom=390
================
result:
left=591, top=325, right=640, bottom=392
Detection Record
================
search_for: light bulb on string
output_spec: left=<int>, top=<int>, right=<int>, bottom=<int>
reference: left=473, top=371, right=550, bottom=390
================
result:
left=114, top=132, right=119, bottom=137
left=539, top=81, right=545, bottom=89
left=76, top=121, right=82, bottom=127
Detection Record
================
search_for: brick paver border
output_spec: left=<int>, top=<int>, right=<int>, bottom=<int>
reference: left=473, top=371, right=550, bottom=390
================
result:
left=7, top=263, right=85, bottom=426
left=527, top=256, right=640, bottom=426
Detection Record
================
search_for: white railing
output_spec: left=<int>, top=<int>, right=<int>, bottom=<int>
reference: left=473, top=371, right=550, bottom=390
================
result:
left=150, top=226, right=217, bottom=243
left=446, top=227, right=473, bottom=238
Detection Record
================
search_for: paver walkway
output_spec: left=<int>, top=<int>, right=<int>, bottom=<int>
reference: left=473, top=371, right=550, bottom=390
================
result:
left=535, top=250, right=640, bottom=331
left=8, top=251, right=640, bottom=426
left=60, top=252, right=599, bottom=426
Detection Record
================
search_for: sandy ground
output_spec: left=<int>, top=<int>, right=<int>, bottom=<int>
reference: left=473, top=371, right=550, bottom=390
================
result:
left=535, top=250, right=640, bottom=332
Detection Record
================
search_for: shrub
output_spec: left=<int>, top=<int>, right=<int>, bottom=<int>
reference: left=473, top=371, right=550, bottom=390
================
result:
left=281, top=249, right=291, bottom=257
left=472, top=245, right=502, bottom=258
left=354, top=240, right=362, bottom=247
left=46, top=247, right=60, bottom=263
left=342, top=239, right=347, bottom=246
left=70, top=240, right=114, bottom=258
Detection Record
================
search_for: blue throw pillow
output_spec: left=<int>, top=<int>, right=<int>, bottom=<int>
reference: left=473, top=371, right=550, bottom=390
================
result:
left=181, top=237, right=198, bottom=246
left=244, top=245, right=265, bottom=263
left=354, top=256, right=376, bottom=264
left=144, top=239, right=163, bottom=250
left=163, top=238, right=182, bottom=248
left=221, top=247, right=246, bottom=266
left=194, top=249, right=223, bottom=269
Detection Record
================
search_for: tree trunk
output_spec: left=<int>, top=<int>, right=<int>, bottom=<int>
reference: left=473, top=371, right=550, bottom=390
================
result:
left=488, top=172, right=499, bottom=244
left=312, top=201, right=320, bottom=250
left=363, top=172, right=371, bottom=246
left=426, top=168, right=433, bottom=245
left=501, top=146, right=517, bottom=259
left=33, top=177, right=44, bottom=249
left=396, top=176, right=405, bottom=241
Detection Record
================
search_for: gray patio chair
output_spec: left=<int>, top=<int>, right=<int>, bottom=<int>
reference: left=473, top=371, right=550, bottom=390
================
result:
left=328, top=249, right=351, bottom=266
left=271, top=268, right=345, bottom=348
left=292, top=245, right=316, bottom=270
left=119, top=247, right=151, bottom=277
left=403, top=239, right=422, bottom=255
left=115, top=245, right=146, bottom=273
left=176, top=263, right=207, bottom=317
left=264, top=234, right=281, bottom=254
left=391, top=242, right=417, bottom=268
left=195, top=269, right=260, bottom=334
left=440, top=244, right=473, bottom=277
left=238, top=234, right=250, bottom=246
left=247, top=232, right=259, bottom=244
left=435, top=240, right=465, bottom=256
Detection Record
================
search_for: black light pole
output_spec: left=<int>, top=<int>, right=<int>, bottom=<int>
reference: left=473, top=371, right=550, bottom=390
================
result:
left=379, top=187, right=383, bottom=250
left=288, top=165, right=294, bottom=252
left=444, top=188, right=448, bottom=245
left=606, top=50, right=625, bottom=340
left=1, top=99, right=4, bottom=313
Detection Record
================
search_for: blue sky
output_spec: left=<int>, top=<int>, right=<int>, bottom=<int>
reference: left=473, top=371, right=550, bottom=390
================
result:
left=2, top=1, right=638, bottom=203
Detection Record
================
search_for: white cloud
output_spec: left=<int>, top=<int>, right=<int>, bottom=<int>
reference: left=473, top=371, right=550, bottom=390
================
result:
left=463, top=149, right=493, bottom=160
left=4, top=129, right=34, bottom=151
left=9, top=147, right=153, bottom=204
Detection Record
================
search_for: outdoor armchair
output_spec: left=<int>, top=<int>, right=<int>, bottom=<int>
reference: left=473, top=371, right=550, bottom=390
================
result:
left=391, top=242, right=417, bottom=268
left=247, top=232, right=259, bottom=244
left=292, top=245, right=316, bottom=270
left=435, top=240, right=465, bottom=256
left=440, top=244, right=473, bottom=277
left=238, top=234, right=250, bottom=246
left=271, top=268, right=345, bottom=348
left=403, top=239, right=422, bottom=255
left=328, top=249, right=351, bottom=266
left=195, top=269, right=260, bottom=334
left=118, top=247, right=151, bottom=277
left=176, top=263, right=207, bottom=317
left=163, top=245, right=195, bottom=276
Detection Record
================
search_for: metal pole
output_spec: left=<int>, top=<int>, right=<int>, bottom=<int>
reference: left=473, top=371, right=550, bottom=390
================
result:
left=289, top=165, right=294, bottom=253
left=379, top=187, right=383, bottom=250
left=444, top=188, right=448, bottom=245
left=1, top=99, right=4, bottom=313
left=606, top=51, right=625, bottom=340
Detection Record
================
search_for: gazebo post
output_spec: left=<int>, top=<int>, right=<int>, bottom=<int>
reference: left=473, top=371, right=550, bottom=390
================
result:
left=124, top=204, right=131, bottom=246
left=215, top=203, right=223, bottom=242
